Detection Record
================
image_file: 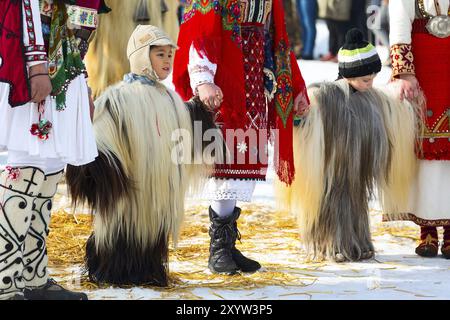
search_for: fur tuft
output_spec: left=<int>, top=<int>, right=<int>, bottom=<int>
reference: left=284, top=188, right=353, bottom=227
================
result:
left=184, top=97, right=221, bottom=194
left=85, top=231, right=169, bottom=286
left=376, top=85, right=423, bottom=219
left=66, top=151, right=133, bottom=216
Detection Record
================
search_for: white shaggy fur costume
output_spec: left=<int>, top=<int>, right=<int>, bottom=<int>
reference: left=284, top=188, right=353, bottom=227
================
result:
left=66, top=25, right=214, bottom=286
left=276, top=80, right=421, bottom=262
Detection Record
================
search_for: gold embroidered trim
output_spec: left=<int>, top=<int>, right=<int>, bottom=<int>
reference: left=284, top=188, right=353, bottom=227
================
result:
left=422, top=108, right=450, bottom=138
left=384, top=213, right=450, bottom=227
left=390, top=43, right=416, bottom=77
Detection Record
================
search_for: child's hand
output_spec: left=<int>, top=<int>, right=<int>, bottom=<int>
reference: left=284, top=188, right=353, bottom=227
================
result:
left=196, top=83, right=223, bottom=111
left=394, top=74, right=420, bottom=101
left=293, top=89, right=310, bottom=117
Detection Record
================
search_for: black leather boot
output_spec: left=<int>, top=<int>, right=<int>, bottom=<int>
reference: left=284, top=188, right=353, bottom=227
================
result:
left=230, top=207, right=261, bottom=272
left=23, top=278, right=88, bottom=300
left=208, top=207, right=239, bottom=274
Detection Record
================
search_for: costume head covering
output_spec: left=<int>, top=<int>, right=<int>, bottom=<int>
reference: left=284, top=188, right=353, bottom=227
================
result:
left=126, top=24, right=178, bottom=80
left=338, top=28, right=381, bottom=79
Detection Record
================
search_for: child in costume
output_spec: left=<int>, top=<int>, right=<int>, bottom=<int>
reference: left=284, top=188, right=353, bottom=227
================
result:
left=0, top=0, right=108, bottom=300
left=84, top=0, right=180, bottom=99
left=66, top=25, right=215, bottom=286
left=277, top=29, right=421, bottom=262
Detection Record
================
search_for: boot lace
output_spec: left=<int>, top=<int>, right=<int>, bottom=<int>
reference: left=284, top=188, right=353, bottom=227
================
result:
left=213, top=222, right=235, bottom=244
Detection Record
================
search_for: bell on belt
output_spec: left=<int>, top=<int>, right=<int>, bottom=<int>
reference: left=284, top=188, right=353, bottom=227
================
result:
left=426, top=15, right=450, bottom=38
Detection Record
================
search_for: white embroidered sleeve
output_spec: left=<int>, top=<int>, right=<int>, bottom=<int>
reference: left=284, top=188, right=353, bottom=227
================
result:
left=188, top=44, right=217, bottom=94
left=389, top=0, right=415, bottom=46
left=23, top=0, right=47, bottom=66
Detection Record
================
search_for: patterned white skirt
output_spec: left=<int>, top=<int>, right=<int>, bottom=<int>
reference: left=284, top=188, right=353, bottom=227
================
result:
left=0, top=75, right=97, bottom=166
left=405, top=160, right=450, bottom=226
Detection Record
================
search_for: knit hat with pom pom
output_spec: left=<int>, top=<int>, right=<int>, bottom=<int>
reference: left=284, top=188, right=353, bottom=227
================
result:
left=338, top=28, right=381, bottom=78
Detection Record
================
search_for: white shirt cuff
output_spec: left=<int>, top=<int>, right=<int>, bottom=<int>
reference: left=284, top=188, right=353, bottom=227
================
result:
left=188, top=44, right=217, bottom=93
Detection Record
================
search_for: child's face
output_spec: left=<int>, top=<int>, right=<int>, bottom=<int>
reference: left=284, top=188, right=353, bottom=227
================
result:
left=149, top=45, right=174, bottom=80
left=345, top=74, right=376, bottom=92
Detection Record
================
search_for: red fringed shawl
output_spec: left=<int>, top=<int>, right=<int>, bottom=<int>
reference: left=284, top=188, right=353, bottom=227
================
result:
left=173, top=0, right=307, bottom=185
left=0, top=0, right=30, bottom=107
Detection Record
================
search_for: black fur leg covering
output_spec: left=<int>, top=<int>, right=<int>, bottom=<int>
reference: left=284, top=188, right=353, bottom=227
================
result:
left=85, top=232, right=169, bottom=287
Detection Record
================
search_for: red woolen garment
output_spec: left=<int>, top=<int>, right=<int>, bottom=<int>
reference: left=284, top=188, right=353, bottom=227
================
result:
left=173, top=0, right=308, bottom=185
left=0, top=0, right=30, bottom=107
left=412, top=19, right=450, bottom=160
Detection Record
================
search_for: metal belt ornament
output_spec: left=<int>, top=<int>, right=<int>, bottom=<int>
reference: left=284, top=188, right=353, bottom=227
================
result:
left=426, top=15, right=450, bottom=38
left=419, top=0, right=450, bottom=38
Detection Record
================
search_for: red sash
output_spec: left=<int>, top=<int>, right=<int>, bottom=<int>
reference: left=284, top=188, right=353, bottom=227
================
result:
left=412, top=19, right=450, bottom=160
left=0, top=0, right=30, bottom=107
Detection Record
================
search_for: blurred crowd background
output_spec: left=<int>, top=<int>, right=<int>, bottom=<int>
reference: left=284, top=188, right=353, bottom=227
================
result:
left=284, top=0, right=390, bottom=64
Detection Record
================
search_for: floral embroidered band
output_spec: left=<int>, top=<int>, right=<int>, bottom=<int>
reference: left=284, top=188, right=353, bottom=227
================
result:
left=67, top=5, right=98, bottom=28
left=390, top=43, right=416, bottom=78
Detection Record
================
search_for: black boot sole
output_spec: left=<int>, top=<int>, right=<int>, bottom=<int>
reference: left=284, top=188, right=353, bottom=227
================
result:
left=208, top=265, right=240, bottom=275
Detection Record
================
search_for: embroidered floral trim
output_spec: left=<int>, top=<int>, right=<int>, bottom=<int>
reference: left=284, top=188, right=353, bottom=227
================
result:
left=183, top=0, right=221, bottom=21
left=5, top=167, right=20, bottom=181
left=390, top=43, right=416, bottom=78
left=66, top=5, right=98, bottom=28
left=274, top=40, right=294, bottom=127
left=189, top=65, right=215, bottom=77
left=23, top=0, right=36, bottom=45
left=383, top=213, right=450, bottom=227
left=183, top=0, right=242, bottom=45
left=26, top=54, right=47, bottom=62
left=422, top=108, right=450, bottom=138
left=222, top=0, right=242, bottom=44
left=25, top=45, right=46, bottom=53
